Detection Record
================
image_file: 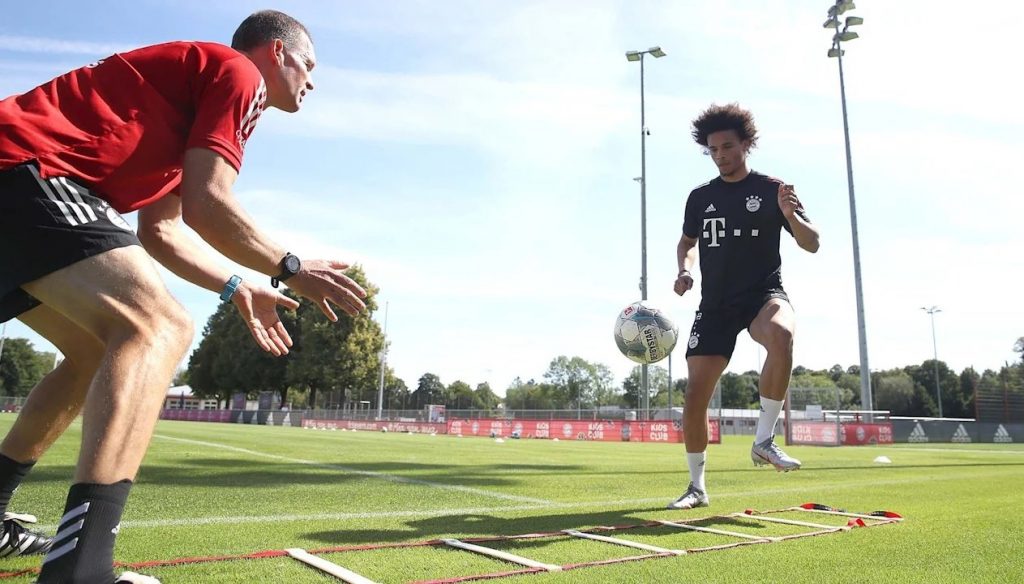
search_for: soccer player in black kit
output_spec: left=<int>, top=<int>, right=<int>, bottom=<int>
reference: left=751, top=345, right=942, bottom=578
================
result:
left=668, top=103, right=820, bottom=510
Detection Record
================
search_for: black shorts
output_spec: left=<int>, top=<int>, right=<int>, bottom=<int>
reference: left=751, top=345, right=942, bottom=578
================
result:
left=0, top=163, right=141, bottom=322
left=684, top=289, right=791, bottom=360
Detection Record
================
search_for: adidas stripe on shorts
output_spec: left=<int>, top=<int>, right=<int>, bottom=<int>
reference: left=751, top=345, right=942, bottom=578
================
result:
left=0, top=163, right=141, bottom=322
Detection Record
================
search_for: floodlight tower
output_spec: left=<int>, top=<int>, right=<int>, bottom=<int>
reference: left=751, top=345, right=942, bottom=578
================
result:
left=625, top=45, right=666, bottom=420
left=824, top=1, right=872, bottom=413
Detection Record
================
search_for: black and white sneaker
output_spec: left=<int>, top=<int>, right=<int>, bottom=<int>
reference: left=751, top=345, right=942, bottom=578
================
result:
left=115, top=572, right=161, bottom=583
left=0, top=512, right=53, bottom=557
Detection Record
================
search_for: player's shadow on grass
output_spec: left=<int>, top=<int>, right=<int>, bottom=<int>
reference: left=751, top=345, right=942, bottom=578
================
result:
left=23, top=459, right=591, bottom=490
left=301, top=508, right=771, bottom=546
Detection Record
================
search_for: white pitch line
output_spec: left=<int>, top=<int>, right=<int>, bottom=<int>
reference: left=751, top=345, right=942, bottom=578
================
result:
left=37, top=473, right=953, bottom=531
left=153, top=434, right=554, bottom=506
left=884, top=447, right=1024, bottom=455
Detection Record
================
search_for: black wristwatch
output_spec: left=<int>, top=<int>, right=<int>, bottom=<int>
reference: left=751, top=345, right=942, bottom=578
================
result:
left=271, top=253, right=301, bottom=288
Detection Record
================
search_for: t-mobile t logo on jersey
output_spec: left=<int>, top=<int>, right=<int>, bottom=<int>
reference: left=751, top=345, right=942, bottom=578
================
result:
left=702, top=217, right=726, bottom=247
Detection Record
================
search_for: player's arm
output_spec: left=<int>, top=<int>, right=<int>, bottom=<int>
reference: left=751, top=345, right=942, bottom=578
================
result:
left=138, top=194, right=299, bottom=356
left=778, top=184, right=820, bottom=253
left=179, top=148, right=367, bottom=320
left=674, top=234, right=698, bottom=296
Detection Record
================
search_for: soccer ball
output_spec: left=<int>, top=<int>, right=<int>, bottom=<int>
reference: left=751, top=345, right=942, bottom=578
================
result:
left=613, top=302, right=678, bottom=364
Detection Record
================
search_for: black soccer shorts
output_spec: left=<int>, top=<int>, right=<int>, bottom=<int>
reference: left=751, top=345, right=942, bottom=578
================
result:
left=684, top=289, right=791, bottom=360
left=0, top=163, right=141, bottom=322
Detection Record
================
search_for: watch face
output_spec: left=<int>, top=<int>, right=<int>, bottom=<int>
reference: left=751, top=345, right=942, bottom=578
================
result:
left=284, top=254, right=301, bottom=274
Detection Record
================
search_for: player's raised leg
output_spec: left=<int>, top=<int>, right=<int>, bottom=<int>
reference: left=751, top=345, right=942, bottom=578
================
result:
left=23, top=246, right=192, bottom=583
left=668, top=355, right=728, bottom=510
left=748, top=298, right=801, bottom=471
left=0, top=304, right=105, bottom=557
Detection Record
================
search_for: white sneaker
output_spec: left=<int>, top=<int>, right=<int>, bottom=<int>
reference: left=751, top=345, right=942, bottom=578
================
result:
left=667, top=482, right=710, bottom=510
left=751, top=436, right=801, bottom=471
left=115, top=572, right=161, bottom=584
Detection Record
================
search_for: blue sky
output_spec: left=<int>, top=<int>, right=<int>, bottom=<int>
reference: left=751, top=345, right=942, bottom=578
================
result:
left=2, top=1, right=1021, bottom=394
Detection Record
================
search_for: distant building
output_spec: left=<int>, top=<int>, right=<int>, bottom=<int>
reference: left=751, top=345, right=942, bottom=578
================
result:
left=163, top=385, right=219, bottom=411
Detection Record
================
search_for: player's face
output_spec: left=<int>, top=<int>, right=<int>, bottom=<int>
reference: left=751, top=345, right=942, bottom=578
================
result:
left=706, top=130, right=750, bottom=178
left=269, top=34, right=316, bottom=113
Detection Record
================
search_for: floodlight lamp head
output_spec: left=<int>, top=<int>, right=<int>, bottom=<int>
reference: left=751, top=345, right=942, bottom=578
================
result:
left=626, top=51, right=641, bottom=62
left=649, top=46, right=666, bottom=58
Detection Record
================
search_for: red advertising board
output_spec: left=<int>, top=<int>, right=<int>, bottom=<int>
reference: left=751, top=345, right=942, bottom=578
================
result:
left=301, top=419, right=446, bottom=434
left=840, top=422, right=893, bottom=445
left=447, top=419, right=720, bottom=444
left=789, top=421, right=893, bottom=446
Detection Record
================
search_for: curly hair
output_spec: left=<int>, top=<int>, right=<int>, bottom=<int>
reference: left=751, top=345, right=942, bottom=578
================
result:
left=690, top=103, right=758, bottom=150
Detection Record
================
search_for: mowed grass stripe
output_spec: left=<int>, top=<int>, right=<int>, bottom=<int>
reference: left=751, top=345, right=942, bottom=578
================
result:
left=153, top=433, right=555, bottom=505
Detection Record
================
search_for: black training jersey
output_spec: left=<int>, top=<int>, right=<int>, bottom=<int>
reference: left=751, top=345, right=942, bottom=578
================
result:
left=682, top=171, right=807, bottom=311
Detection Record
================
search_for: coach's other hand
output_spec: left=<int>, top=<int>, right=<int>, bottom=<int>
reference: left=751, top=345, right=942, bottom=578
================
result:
left=232, top=282, right=300, bottom=356
left=287, top=259, right=368, bottom=321
left=674, top=270, right=694, bottom=296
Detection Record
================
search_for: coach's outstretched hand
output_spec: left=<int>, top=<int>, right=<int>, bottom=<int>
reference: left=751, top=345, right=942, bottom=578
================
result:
left=232, top=282, right=301, bottom=356
left=287, top=259, right=368, bottom=321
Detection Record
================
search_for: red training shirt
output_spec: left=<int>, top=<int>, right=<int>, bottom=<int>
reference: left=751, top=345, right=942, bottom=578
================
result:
left=0, top=41, right=266, bottom=212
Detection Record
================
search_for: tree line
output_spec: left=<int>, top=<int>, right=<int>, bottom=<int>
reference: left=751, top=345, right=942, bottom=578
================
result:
left=3, top=284, right=1023, bottom=419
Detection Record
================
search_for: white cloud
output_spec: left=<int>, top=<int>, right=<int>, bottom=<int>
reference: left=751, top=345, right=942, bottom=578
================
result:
left=0, top=35, right=133, bottom=57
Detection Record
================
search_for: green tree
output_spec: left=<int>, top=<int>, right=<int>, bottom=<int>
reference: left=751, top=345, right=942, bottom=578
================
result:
left=906, top=360, right=964, bottom=418
left=662, top=377, right=688, bottom=408
left=590, top=363, right=619, bottom=407
left=719, top=371, right=759, bottom=408
left=446, top=380, right=475, bottom=409
left=411, top=373, right=445, bottom=408
left=172, top=367, right=190, bottom=387
left=187, top=266, right=383, bottom=410
left=384, top=373, right=410, bottom=410
left=958, top=367, right=980, bottom=418
left=473, top=382, right=500, bottom=411
left=1014, top=337, right=1024, bottom=365
left=836, top=372, right=861, bottom=406
left=543, top=356, right=594, bottom=410
left=0, top=338, right=52, bottom=397
left=504, top=378, right=559, bottom=410
left=187, top=298, right=294, bottom=408
left=873, top=372, right=917, bottom=416
left=285, top=266, right=383, bottom=409
left=622, top=365, right=669, bottom=409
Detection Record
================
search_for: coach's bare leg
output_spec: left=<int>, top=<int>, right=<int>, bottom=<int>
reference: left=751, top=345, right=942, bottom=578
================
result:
left=0, top=305, right=104, bottom=463
left=683, top=356, right=728, bottom=453
left=22, top=246, right=193, bottom=483
left=748, top=299, right=795, bottom=402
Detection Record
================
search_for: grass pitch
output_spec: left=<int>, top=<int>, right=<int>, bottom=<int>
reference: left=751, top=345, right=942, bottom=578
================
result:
left=1, top=415, right=1021, bottom=583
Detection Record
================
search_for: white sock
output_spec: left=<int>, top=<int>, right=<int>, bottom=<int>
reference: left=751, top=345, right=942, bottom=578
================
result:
left=686, top=452, right=707, bottom=491
left=755, top=396, right=784, bottom=444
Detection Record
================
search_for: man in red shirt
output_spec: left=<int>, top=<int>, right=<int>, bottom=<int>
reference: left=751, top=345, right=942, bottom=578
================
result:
left=0, top=10, right=367, bottom=583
